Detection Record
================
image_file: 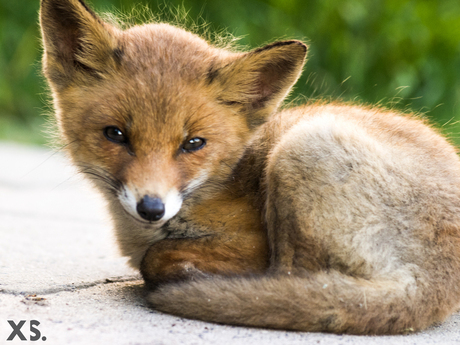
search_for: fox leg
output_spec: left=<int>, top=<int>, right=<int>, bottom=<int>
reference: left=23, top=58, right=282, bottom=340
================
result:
left=141, top=239, right=212, bottom=289
left=264, top=117, right=402, bottom=277
left=264, top=121, right=338, bottom=274
left=264, top=178, right=326, bottom=274
left=141, top=233, right=268, bottom=289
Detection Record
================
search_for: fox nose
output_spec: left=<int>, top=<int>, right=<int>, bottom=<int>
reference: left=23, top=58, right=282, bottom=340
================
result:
left=137, top=196, right=165, bottom=221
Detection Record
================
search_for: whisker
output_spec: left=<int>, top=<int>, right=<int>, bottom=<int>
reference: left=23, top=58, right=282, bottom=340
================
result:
left=77, top=163, right=123, bottom=196
left=21, top=139, right=80, bottom=179
left=51, top=176, right=76, bottom=191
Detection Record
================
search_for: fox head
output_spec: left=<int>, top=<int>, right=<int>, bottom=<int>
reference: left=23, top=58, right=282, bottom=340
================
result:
left=40, top=0, right=307, bottom=261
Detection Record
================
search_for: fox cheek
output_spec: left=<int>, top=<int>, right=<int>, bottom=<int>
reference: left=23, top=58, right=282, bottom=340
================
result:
left=183, top=172, right=210, bottom=196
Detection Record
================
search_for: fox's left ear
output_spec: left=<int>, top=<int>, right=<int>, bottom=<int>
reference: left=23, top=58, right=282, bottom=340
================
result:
left=210, top=41, right=307, bottom=127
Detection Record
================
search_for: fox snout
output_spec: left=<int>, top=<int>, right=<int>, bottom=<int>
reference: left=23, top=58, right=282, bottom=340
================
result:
left=119, top=186, right=183, bottom=225
left=137, top=195, right=165, bottom=221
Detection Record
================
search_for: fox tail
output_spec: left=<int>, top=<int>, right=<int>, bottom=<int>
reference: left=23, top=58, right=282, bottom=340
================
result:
left=147, top=270, right=457, bottom=335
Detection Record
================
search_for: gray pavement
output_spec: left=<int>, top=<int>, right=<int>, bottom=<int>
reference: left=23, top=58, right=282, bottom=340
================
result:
left=1, top=141, right=460, bottom=345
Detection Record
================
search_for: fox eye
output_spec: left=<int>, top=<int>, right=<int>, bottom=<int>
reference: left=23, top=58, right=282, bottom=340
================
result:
left=182, top=138, right=206, bottom=152
left=104, top=126, right=127, bottom=144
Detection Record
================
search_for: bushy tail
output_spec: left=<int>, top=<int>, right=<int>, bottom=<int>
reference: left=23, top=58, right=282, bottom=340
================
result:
left=147, top=270, right=456, bottom=335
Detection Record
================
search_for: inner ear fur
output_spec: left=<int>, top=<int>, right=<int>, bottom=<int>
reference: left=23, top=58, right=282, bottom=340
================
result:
left=212, top=40, right=307, bottom=127
left=40, top=0, right=119, bottom=89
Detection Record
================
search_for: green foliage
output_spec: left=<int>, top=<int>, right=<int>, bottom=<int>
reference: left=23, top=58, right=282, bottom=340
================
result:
left=2, top=0, right=460, bottom=144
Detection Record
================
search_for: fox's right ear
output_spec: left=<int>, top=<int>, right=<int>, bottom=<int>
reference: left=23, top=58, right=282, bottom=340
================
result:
left=40, top=0, right=119, bottom=89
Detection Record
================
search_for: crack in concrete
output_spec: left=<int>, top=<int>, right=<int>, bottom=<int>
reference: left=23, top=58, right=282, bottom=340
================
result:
left=0, top=275, right=142, bottom=296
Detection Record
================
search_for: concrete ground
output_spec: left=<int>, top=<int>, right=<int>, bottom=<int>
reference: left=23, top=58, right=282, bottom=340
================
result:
left=1, top=141, right=460, bottom=345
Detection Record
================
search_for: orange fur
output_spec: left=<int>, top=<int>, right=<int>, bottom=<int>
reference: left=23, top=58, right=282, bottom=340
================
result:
left=41, top=0, right=460, bottom=335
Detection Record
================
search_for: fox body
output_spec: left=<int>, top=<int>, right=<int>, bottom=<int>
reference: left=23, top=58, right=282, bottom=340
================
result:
left=40, top=0, right=460, bottom=335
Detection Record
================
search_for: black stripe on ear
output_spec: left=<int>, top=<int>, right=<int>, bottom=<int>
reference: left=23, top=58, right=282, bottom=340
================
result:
left=75, top=0, right=98, bottom=19
left=252, top=40, right=307, bottom=54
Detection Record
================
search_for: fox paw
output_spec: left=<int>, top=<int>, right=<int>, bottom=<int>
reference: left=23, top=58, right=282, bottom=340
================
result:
left=140, top=245, right=210, bottom=289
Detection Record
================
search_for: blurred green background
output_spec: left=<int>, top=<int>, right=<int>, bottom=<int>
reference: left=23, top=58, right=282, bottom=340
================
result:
left=1, top=0, right=460, bottom=145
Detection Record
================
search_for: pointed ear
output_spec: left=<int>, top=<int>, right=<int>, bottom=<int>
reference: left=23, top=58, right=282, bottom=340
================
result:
left=40, top=0, right=119, bottom=89
left=210, top=41, right=307, bottom=127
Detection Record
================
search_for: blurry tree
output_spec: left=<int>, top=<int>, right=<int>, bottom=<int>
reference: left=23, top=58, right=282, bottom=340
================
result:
left=1, top=0, right=459, bottom=144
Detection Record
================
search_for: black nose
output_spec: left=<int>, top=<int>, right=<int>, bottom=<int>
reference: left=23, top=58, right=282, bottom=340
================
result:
left=136, top=196, right=165, bottom=221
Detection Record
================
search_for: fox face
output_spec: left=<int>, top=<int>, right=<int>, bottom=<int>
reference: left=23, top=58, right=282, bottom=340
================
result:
left=55, top=39, right=257, bottom=226
left=40, top=0, right=306, bottom=261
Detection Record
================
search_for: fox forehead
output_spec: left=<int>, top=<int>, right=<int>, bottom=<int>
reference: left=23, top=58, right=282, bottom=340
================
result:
left=118, top=23, right=224, bottom=83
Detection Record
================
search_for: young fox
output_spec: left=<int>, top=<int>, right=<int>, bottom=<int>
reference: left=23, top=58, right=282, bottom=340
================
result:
left=40, top=0, right=460, bottom=335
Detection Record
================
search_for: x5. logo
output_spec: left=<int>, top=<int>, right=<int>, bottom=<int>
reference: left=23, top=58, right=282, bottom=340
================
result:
left=7, top=320, right=46, bottom=341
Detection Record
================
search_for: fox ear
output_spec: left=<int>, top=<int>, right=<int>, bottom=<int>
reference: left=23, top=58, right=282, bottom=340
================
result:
left=210, top=41, right=307, bottom=127
left=40, top=0, right=119, bottom=89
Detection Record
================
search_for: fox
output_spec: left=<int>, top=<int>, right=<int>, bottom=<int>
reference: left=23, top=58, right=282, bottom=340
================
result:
left=39, top=0, right=460, bottom=335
